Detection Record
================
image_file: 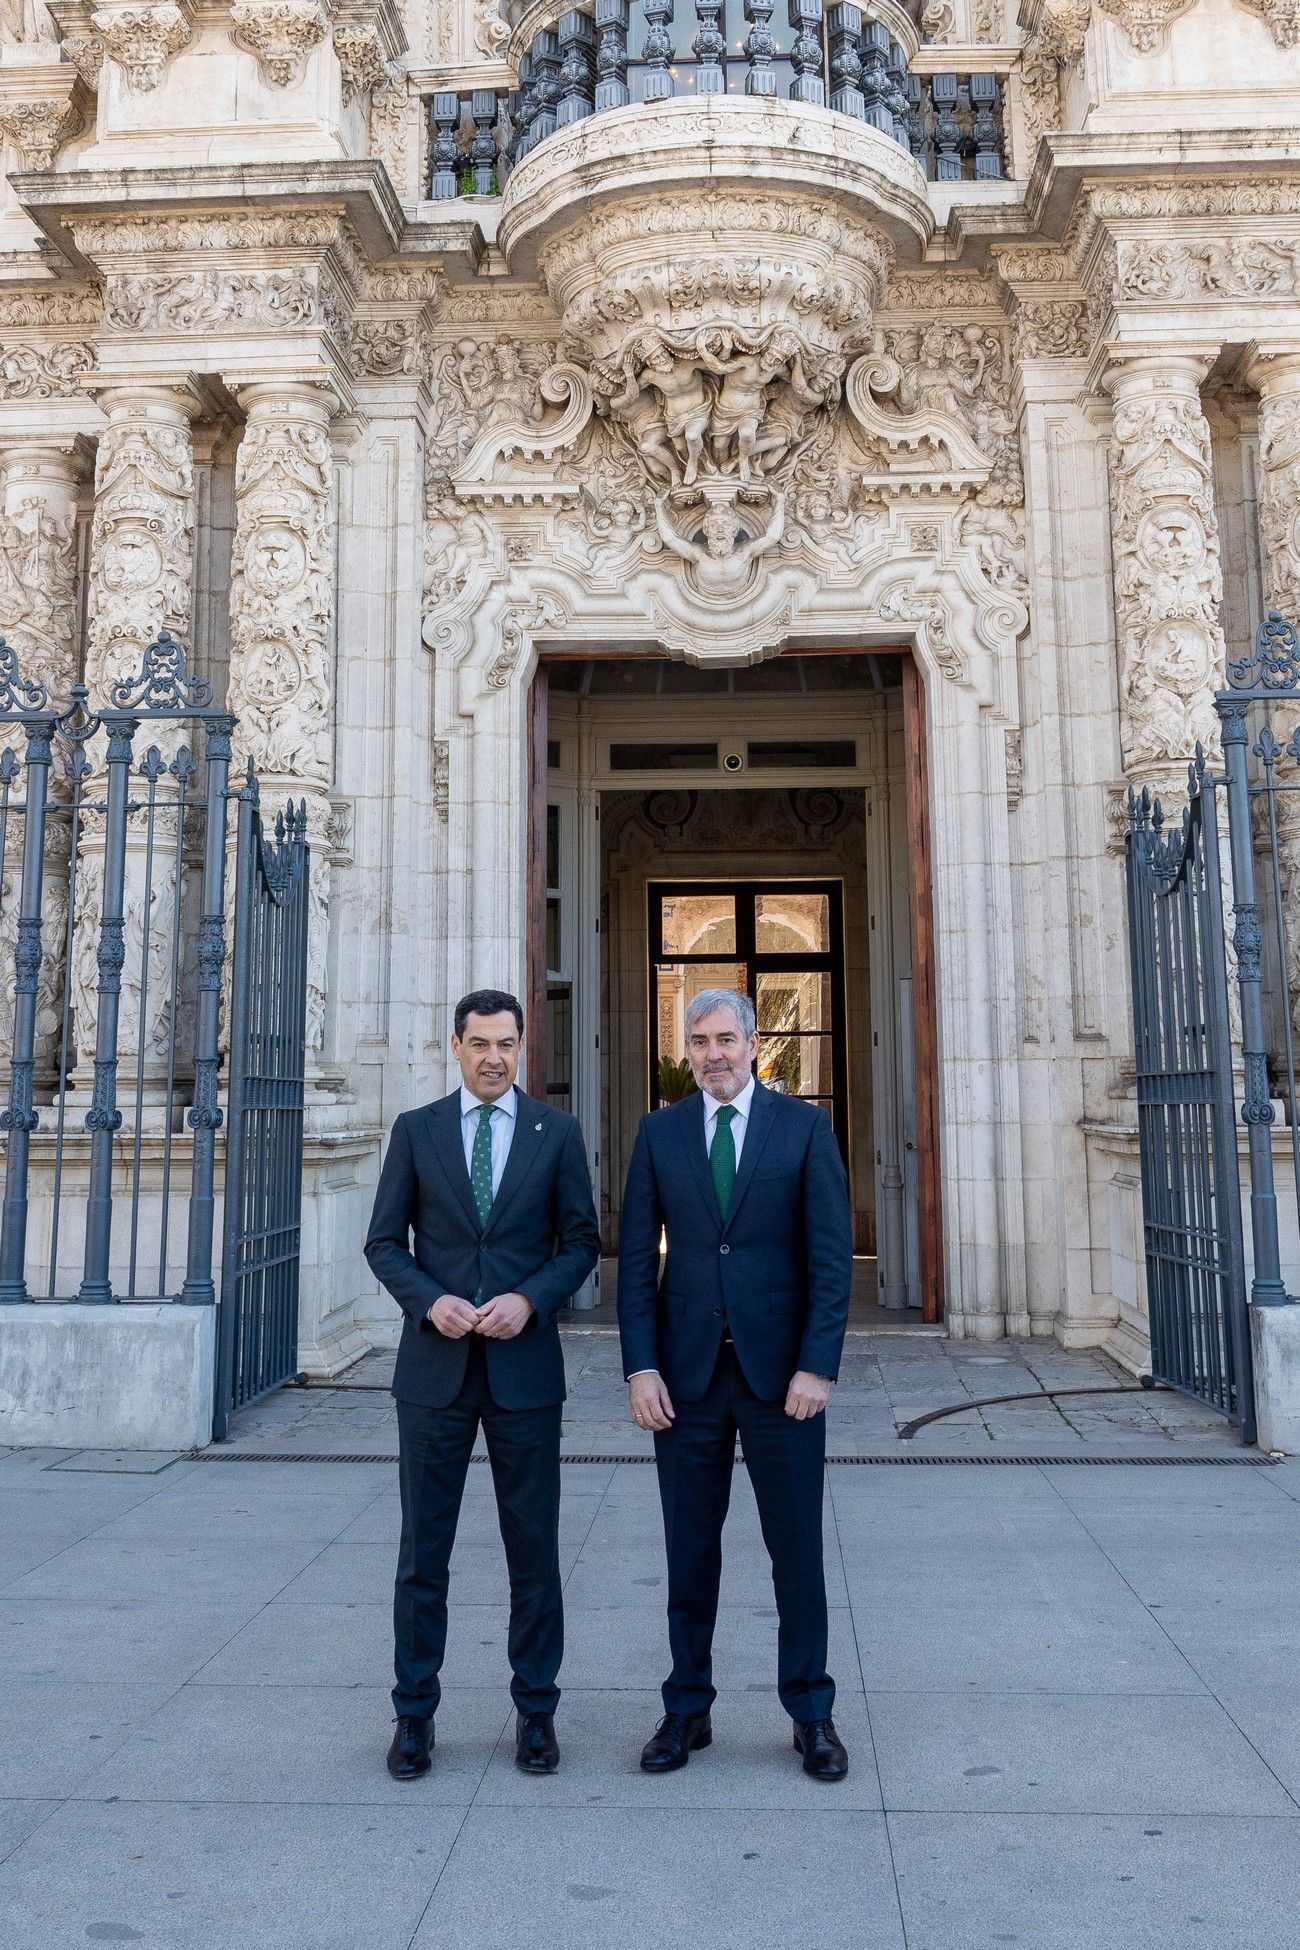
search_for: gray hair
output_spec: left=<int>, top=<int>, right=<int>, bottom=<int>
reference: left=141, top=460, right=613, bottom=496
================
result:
left=683, top=987, right=756, bottom=1039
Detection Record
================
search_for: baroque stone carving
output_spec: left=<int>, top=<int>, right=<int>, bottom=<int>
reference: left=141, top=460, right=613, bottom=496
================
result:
left=1019, top=0, right=1089, bottom=157
left=0, top=494, right=77, bottom=687
left=0, top=88, right=84, bottom=170
left=228, top=390, right=334, bottom=792
left=874, top=320, right=1022, bottom=504
left=85, top=393, right=194, bottom=700
left=1009, top=299, right=1090, bottom=361
left=1096, top=0, right=1196, bottom=50
left=103, top=269, right=319, bottom=333
left=90, top=1, right=192, bottom=90
left=230, top=0, right=326, bottom=85
left=369, top=74, right=415, bottom=194
left=1233, top=0, right=1299, bottom=43
left=1106, top=366, right=1225, bottom=777
left=919, top=0, right=954, bottom=39
left=471, top=0, right=506, bottom=55
left=0, top=341, right=93, bottom=396
left=333, top=19, right=391, bottom=100
left=1256, top=372, right=1300, bottom=615
left=1117, top=237, right=1300, bottom=300
left=539, top=190, right=891, bottom=561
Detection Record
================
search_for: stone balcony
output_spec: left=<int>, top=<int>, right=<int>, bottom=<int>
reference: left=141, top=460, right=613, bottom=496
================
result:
left=422, top=0, right=1010, bottom=209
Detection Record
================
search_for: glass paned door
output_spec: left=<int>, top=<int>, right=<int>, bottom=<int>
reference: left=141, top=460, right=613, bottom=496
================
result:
left=648, top=879, right=849, bottom=1157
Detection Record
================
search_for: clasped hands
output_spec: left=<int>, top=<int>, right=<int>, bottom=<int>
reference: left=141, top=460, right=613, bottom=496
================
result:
left=628, top=1367, right=831, bottom=1431
left=427, top=1292, right=535, bottom=1340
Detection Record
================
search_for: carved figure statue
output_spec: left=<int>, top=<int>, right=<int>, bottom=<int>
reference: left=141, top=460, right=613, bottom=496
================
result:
left=698, top=338, right=790, bottom=482
left=654, top=491, right=786, bottom=597
left=624, top=339, right=712, bottom=487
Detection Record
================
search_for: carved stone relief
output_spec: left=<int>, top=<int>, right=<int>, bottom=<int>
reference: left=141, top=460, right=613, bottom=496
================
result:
left=85, top=388, right=194, bottom=701
left=0, top=341, right=93, bottom=397
left=1019, top=0, right=1089, bottom=158
left=228, top=386, right=334, bottom=791
left=1234, top=0, right=1300, bottom=44
left=230, top=0, right=327, bottom=85
left=90, top=1, right=193, bottom=90
left=1106, top=359, right=1226, bottom=779
left=1118, top=236, right=1300, bottom=300
left=1096, top=0, right=1196, bottom=50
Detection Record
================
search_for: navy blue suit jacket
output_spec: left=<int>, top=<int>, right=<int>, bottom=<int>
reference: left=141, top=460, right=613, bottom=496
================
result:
left=364, top=1091, right=600, bottom=1411
left=616, top=1082, right=853, bottom=1403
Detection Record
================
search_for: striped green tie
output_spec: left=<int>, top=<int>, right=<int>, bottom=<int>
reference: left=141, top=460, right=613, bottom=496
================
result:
left=710, top=1104, right=737, bottom=1223
left=470, top=1103, right=495, bottom=1304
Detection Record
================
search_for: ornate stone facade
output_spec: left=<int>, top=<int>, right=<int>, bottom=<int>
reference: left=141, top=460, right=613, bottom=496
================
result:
left=0, top=0, right=1295, bottom=1373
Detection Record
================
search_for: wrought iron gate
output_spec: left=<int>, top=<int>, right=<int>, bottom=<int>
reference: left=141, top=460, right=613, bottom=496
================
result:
left=0, top=629, right=312, bottom=1443
left=213, top=780, right=310, bottom=1440
left=1125, top=610, right=1300, bottom=1442
left=1125, top=765, right=1252, bottom=1437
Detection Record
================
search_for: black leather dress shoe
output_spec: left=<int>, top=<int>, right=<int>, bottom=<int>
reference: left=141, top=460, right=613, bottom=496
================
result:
left=386, top=1715, right=433, bottom=1780
left=515, top=1711, right=560, bottom=1774
left=793, top=1718, right=848, bottom=1782
left=640, top=1712, right=713, bottom=1773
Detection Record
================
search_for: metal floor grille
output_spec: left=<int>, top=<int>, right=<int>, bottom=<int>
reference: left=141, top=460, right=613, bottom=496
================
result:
left=188, top=1449, right=1273, bottom=1468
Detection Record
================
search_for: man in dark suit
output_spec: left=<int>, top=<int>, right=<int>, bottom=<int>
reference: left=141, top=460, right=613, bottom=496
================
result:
left=364, top=987, right=599, bottom=1781
left=617, top=987, right=853, bottom=1782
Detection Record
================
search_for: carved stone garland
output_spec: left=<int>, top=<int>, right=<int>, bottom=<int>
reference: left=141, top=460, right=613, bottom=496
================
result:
left=1105, top=354, right=1226, bottom=783
left=228, top=382, right=335, bottom=1051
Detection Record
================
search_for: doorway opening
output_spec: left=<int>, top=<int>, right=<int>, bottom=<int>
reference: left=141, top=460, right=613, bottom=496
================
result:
left=528, top=651, right=942, bottom=1328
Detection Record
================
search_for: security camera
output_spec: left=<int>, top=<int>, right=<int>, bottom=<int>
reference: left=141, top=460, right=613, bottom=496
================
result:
left=721, top=749, right=745, bottom=774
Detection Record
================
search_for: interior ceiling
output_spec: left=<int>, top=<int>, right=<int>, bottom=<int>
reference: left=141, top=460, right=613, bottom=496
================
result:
left=546, top=653, right=905, bottom=697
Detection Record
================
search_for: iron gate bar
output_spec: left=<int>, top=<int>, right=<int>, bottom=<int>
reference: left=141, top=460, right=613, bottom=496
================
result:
left=214, top=775, right=309, bottom=1440
left=1125, top=760, right=1253, bottom=1438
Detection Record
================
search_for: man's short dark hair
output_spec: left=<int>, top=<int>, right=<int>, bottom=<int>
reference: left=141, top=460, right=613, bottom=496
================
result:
left=454, top=989, right=524, bottom=1040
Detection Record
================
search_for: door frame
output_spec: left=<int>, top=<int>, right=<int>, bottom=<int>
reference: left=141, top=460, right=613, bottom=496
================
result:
left=526, top=648, right=945, bottom=1322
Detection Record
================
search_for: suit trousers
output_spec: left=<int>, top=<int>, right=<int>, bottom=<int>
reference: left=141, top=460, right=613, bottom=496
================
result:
left=653, top=1341, right=834, bottom=1724
left=393, top=1337, right=563, bottom=1718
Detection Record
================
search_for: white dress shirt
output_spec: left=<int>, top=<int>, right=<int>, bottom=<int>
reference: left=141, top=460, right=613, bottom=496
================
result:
left=630, top=1076, right=757, bottom=1379
left=702, top=1074, right=756, bottom=1167
left=459, top=1082, right=517, bottom=1198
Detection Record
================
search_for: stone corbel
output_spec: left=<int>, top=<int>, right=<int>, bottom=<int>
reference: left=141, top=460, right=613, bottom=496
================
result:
left=1234, top=0, right=1300, bottom=45
left=331, top=0, right=405, bottom=103
left=453, top=362, right=596, bottom=500
left=230, top=0, right=329, bottom=86
left=1095, top=0, right=1196, bottom=52
left=47, top=0, right=105, bottom=84
left=0, top=59, right=90, bottom=170
left=89, top=0, right=194, bottom=91
left=844, top=353, right=992, bottom=496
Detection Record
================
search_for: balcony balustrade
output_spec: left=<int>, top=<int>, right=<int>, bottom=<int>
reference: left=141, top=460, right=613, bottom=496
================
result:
left=423, top=0, right=1006, bottom=201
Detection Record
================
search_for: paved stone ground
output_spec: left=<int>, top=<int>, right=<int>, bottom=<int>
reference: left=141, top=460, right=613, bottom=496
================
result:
left=3, top=1330, right=1298, bottom=1950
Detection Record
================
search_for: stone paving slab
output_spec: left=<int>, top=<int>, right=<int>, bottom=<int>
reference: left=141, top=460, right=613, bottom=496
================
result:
left=0, top=1351, right=1296, bottom=1949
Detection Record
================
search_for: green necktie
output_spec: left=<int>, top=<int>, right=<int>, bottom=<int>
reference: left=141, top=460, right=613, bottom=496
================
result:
left=470, top=1102, right=496, bottom=1227
left=470, top=1103, right=495, bottom=1306
left=710, top=1104, right=737, bottom=1223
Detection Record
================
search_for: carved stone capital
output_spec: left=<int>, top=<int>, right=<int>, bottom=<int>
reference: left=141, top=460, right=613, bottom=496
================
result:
left=0, top=64, right=89, bottom=170
left=1096, top=0, right=1196, bottom=51
left=230, top=0, right=327, bottom=86
left=1235, top=0, right=1300, bottom=45
left=90, top=0, right=194, bottom=90
left=331, top=0, right=404, bottom=101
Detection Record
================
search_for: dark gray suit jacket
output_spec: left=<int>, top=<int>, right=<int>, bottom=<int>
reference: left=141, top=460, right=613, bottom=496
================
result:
left=364, top=1090, right=600, bottom=1409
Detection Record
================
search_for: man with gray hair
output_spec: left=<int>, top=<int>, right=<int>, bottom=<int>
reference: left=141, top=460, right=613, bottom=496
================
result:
left=617, top=986, right=853, bottom=1781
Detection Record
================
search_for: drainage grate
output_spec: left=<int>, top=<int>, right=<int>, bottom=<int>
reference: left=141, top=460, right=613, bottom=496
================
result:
left=186, top=1448, right=1273, bottom=1467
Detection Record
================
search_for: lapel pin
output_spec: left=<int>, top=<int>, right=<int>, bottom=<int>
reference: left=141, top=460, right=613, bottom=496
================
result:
left=534, top=1121, right=543, bottom=1132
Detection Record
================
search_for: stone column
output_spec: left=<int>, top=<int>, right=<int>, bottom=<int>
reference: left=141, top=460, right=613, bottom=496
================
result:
left=1105, top=352, right=1226, bottom=789
left=0, top=441, right=82, bottom=1082
left=1251, top=351, right=1300, bottom=1025
left=73, top=385, right=196, bottom=1083
left=227, top=381, right=335, bottom=1059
